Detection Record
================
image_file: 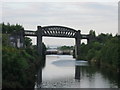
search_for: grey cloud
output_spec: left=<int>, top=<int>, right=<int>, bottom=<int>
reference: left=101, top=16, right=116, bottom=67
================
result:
left=2, top=2, right=118, bottom=45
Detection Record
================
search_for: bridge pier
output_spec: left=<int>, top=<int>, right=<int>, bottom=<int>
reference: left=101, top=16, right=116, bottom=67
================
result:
left=37, top=26, right=43, bottom=56
left=19, top=30, right=25, bottom=48
left=75, top=66, right=81, bottom=80
left=75, top=30, right=81, bottom=60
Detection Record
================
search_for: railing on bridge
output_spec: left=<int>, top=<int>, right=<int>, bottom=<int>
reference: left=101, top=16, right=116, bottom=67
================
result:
left=46, top=48, right=73, bottom=55
left=24, top=30, right=37, bottom=36
left=23, top=26, right=90, bottom=40
left=42, top=26, right=77, bottom=38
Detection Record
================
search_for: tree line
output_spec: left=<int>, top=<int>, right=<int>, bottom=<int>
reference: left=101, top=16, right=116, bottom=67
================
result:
left=78, top=30, right=120, bottom=71
left=2, top=23, right=46, bottom=88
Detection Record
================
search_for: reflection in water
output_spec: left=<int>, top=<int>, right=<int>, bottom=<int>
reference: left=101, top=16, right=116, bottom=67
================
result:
left=36, top=56, right=46, bottom=88
left=75, top=61, right=88, bottom=81
left=36, top=55, right=119, bottom=88
left=36, top=67, right=42, bottom=88
left=75, top=66, right=80, bottom=80
left=118, top=72, right=120, bottom=88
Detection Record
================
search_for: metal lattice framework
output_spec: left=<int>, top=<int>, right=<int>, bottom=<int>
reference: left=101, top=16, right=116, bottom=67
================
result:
left=24, top=26, right=87, bottom=38
left=24, top=26, right=90, bottom=40
left=42, top=26, right=77, bottom=38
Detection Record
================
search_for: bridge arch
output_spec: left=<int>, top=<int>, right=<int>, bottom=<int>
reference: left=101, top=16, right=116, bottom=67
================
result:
left=42, top=26, right=77, bottom=38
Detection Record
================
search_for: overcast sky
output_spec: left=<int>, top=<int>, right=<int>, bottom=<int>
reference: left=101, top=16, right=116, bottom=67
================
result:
left=2, top=1, right=118, bottom=46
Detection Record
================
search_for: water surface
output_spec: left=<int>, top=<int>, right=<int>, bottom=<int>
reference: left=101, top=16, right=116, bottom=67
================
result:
left=36, top=55, right=119, bottom=88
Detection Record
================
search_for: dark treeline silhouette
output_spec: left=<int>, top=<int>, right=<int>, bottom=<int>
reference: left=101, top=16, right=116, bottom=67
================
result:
left=2, top=23, right=24, bottom=34
left=78, top=30, right=120, bottom=71
left=2, top=23, right=46, bottom=88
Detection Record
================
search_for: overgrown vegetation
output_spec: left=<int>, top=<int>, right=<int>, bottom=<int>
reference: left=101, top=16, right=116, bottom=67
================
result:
left=2, top=23, right=24, bottom=34
left=2, top=23, right=46, bottom=88
left=79, top=30, right=120, bottom=71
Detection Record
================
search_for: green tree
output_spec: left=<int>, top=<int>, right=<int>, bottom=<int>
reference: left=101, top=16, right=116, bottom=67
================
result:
left=24, top=37, right=32, bottom=48
left=2, top=23, right=24, bottom=34
left=2, top=23, right=47, bottom=88
left=74, top=31, right=119, bottom=70
left=89, top=30, right=96, bottom=37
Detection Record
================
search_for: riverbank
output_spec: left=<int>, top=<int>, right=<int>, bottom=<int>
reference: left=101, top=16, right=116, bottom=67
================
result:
left=78, top=33, right=120, bottom=73
left=90, top=59, right=119, bottom=72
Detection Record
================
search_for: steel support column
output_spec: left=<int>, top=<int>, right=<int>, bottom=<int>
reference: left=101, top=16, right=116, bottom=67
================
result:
left=20, top=30, right=25, bottom=48
left=75, top=30, right=81, bottom=60
left=37, top=26, right=42, bottom=56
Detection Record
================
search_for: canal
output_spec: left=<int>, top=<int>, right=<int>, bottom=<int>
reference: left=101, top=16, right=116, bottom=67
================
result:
left=35, top=55, right=119, bottom=88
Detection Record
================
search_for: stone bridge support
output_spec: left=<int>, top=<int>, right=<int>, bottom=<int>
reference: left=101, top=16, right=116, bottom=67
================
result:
left=37, top=26, right=43, bottom=56
left=75, top=30, right=81, bottom=60
left=75, top=66, right=81, bottom=80
left=19, top=30, right=25, bottom=48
